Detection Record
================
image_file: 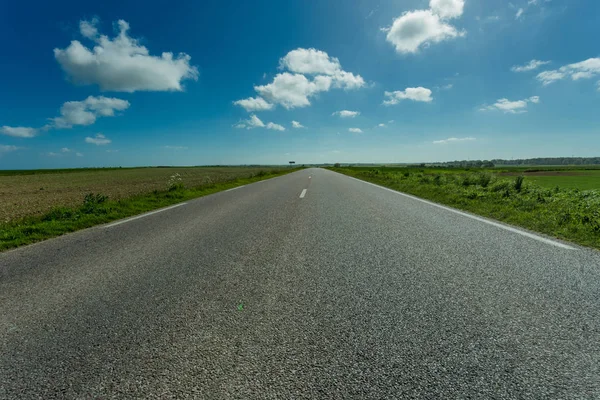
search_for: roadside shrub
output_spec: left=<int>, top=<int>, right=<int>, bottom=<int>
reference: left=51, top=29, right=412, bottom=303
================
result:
left=514, top=176, right=525, bottom=192
left=477, top=173, right=493, bottom=188
left=82, top=193, right=109, bottom=214
left=461, top=175, right=476, bottom=187
left=167, top=173, right=185, bottom=191
left=465, top=189, right=480, bottom=200
left=490, top=180, right=511, bottom=192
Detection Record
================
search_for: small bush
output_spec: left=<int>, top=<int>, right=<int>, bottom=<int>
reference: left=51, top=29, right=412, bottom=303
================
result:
left=514, top=176, right=525, bottom=192
left=477, top=173, right=493, bottom=188
left=82, top=193, right=109, bottom=214
left=490, top=180, right=511, bottom=192
left=461, top=175, right=476, bottom=187
left=167, top=173, right=184, bottom=191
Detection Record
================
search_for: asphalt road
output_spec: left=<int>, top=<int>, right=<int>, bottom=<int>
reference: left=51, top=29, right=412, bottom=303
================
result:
left=1, top=168, right=599, bottom=399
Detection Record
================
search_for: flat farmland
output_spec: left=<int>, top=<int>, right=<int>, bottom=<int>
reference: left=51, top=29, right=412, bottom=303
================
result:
left=0, top=167, right=283, bottom=223
left=498, top=169, right=600, bottom=190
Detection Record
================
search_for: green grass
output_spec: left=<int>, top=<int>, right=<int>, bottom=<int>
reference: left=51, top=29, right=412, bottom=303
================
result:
left=524, top=172, right=600, bottom=190
left=0, top=168, right=300, bottom=251
left=328, top=167, right=600, bottom=250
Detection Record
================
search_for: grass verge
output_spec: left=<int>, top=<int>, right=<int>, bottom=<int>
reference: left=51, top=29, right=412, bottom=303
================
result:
left=0, top=168, right=300, bottom=252
left=329, top=167, right=600, bottom=250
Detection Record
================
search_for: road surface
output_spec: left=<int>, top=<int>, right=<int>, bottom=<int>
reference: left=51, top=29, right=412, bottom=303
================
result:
left=1, top=168, right=599, bottom=399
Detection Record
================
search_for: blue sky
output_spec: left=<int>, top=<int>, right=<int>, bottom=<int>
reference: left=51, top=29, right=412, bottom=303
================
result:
left=1, top=0, right=599, bottom=168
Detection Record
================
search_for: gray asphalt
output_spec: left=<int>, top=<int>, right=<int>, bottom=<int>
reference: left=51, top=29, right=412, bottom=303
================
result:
left=1, top=167, right=600, bottom=399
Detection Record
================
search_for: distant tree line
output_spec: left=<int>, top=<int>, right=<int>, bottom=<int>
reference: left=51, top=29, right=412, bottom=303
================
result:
left=424, top=157, right=600, bottom=168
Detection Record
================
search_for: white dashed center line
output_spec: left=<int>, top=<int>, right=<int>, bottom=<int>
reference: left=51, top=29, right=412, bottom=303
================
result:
left=300, top=189, right=307, bottom=198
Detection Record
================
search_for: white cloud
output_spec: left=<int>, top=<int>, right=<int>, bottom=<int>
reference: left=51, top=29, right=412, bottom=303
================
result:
left=51, top=96, right=130, bottom=128
left=255, top=73, right=330, bottom=109
left=429, top=0, right=465, bottom=19
left=246, top=48, right=365, bottom=110
left=332, top=110, right=360, bottom=118
left=280, top=48, right=341, bottom=76
left=0, top=126, right=38, bottom=138
left=291, top=121, right=305, bottom=128
left=234, top=114, right=284, bottom=131
left=259, top=73, right=337, bottom=109
left=279, top=48, right=365, bottom=90
left=47, top=152, right=61, bottom=157
left=537, top=70, right=567, bottom=85
left=54, top=19, right=198, bottom=92
left=511, top=59, right=551, bottom=72
left=234, top=114, right=285, bottom=131
left=85, top=133, right=111, bottom=145
left=76, top=152, right=84, bottom=157
left=61, top=147, right=71, bottom=152
left=233, top=97, right=274, bottom=112
left=266, top=122, right=286, bottom=131
left=331, top=70, right=366, bottom=90
left=433, top=137, right=476, bottom=144
left=537, top=58, right=600, bottom=85
left=234, top=114, right=265, bottom=129
left=0, top=145, right=19, bottom=153
left=79, top=18, right=99, bottom=39
left=383, top=9, right=465, bottom=54
left=516, top=8, right=524, bottom=19
left=349, top=128, right=363, bottom=133
left=480, top=96, right=540, bottom=113
left=378, top=123, right=386, bottom=127
left=384, top=87, right=433, bottom=105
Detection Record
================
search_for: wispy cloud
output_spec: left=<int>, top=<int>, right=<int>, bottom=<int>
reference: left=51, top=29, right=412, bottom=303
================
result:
left=511, top=59, right=550, bottom=72
left=515, top=8, right=524, bottom=19
left=164, top=146, right=188, bottom=150
left=349, top=128, right=363, bottom=133
left=1, top=126, right=38, bottom=138
left=433, top=137, right=476, bottom=144
left=479, top=96, right=540, bottom=114
left=536, top=57, right=600, bottom=85
left=266, top=122, right=285, bottom=131
left=85, top=133, right=111, bottom=145
left=332, top=110, right=360, bottom=118
left=0, top=145, right=20, bottom=153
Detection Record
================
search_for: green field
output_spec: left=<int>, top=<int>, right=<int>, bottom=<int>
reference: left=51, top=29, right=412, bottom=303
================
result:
left=329, top=166, right=600, bottom=250
left=499, top=170, right=600, bottom=190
